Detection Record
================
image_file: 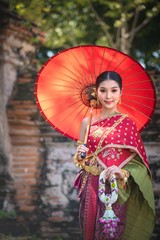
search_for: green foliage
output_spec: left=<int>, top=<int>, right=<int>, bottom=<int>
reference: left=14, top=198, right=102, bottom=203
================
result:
left=10, top=0, right=160, bottom=69
left=54, top=237, right=63, bottom=240
left=0, top=234, right=40, bottom=240
left=0, top=210, right=16, bottom=219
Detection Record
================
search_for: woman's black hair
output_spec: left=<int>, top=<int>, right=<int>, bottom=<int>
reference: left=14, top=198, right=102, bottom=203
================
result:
left=96, top=71, right=122, bottom=90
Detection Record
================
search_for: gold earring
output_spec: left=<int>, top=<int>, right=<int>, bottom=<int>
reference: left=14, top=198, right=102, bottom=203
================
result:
left=97, top=97, right=99, bottom=105
left=118, top=98, right=121, bottom=105
left=96, top=97, right=102, bottom=108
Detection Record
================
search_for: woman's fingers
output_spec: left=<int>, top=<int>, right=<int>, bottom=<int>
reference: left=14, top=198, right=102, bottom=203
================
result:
left=77, top=145, right=89, bottom=154
left=104, top=165, right=121, bottom=179
left=104, top=165, right=116, bottom=175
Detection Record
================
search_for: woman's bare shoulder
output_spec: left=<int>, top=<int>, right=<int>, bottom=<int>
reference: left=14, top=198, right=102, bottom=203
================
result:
left=82, top=116, right=98, bottom=126
left=82, top=116, right=89, bottom=122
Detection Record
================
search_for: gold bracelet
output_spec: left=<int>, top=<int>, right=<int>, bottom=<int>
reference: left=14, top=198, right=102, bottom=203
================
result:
left=120, top=169, right=130, bottom=189
left=77, top=140, right=84, bottom=146
left=73, top=153, right=84, bottom=168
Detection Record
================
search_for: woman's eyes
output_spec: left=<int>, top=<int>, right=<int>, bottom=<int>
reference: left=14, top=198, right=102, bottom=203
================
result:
left=100, top=89, right=118, bottom=93
left=112, top=89, right=118, bottom=92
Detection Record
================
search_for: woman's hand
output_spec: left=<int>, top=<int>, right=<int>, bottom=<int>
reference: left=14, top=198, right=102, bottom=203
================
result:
left=76, top=144, right=89, bottom=160
left=104, top=165, right=124, bottom=180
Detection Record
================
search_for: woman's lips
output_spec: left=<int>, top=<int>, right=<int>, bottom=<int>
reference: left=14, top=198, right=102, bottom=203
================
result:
left=104, top=100, right=113, bottom=104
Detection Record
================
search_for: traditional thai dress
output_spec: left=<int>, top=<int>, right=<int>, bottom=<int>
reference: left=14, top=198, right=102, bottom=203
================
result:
left=74, top=113, right=155, bottom=240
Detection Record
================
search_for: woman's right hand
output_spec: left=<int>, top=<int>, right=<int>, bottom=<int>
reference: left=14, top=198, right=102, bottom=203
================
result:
left=76, top=144, right=89, bottom=159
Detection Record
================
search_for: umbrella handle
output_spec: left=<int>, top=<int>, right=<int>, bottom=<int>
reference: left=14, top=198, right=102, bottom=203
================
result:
left=80, top=116, right=91, bottom=159
left=81, top=101, right=95, bottom=159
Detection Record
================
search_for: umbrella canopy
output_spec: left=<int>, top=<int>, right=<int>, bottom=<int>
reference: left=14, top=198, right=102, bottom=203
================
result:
left=35, top=45, right=156, bottom=141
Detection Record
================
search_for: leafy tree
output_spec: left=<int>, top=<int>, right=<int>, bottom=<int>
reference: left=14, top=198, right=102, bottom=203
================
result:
left=10, top=0, right=160, bottom=69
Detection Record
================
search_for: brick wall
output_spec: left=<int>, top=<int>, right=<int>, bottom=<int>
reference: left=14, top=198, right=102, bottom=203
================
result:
left=7, top=75, right=81, bottom=239
left=8, top=99, right=41, bottom=212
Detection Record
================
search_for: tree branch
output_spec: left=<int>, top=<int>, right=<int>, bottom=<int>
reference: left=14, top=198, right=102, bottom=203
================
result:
left=121, top=12, right=153, bottom=53
left=130, top=16, right=152, bottom=36
left=115, top=26, right=121, bottom=48
left=124, top=13, right=153, bottom=40
left=129, top=6, right=140, bottom=43
left=88, top=0, right=115, bottom=47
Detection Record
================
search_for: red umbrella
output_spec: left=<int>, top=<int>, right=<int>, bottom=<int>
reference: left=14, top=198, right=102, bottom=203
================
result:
left=35, top=45, right=156, bottom=141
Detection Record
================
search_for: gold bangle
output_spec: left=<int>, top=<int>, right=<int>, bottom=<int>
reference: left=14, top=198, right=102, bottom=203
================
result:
left=121, top=169, right=130, bottom=178
left=120, top=169, right=130, bottom=189
left=77, top=140, right=84, bottom=146
left=73, top=154, right=84, bottom=168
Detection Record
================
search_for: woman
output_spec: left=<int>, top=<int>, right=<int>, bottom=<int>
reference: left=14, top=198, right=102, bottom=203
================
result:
left=73, top=71, right=156, bottom=240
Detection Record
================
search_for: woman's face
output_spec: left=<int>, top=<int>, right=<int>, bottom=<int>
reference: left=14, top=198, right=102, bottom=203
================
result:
left=97, top=79, right=122, bottom=109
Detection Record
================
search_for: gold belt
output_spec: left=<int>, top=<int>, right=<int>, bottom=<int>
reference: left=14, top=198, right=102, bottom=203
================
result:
left=83, top=163, right=103, bottom=176
left=74, top=155, right=103, bottom=176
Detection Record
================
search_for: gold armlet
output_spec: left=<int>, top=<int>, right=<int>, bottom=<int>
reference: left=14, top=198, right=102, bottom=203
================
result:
left=120, top=169, right=130, bottom=189
left=77, top=140, right=84, bottom=146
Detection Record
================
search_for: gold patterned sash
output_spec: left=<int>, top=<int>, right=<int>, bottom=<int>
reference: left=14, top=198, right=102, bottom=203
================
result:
left=80, top=115, right=126, bottom=175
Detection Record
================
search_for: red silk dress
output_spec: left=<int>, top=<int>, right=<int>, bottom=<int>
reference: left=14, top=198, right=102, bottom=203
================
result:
left=74, top=114, right=155, bottom=240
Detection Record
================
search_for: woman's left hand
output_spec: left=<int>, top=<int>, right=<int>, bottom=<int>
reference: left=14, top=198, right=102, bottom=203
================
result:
left=104, top=165, right=124, bottom=180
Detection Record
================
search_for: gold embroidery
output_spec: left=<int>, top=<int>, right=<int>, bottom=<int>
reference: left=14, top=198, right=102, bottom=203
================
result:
left=92, top=127, right=103, bottom=138
left=73, top=115, right=126, bottom=176
left=92, top=112, right=120, bottom=138
left=78, top=172, right=89, bottom=196
left=84, top=164, right=103, bottom=176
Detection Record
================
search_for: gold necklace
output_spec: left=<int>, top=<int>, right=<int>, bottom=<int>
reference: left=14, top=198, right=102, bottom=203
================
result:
left=92, top=112, right=120, bottom=138
left=92, top=127, right=103, bottom=138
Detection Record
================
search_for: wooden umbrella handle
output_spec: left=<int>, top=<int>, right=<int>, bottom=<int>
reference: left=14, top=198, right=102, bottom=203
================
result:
left=81, top=121, right=91, bottom=159
left=81, top=119, right=91, bottom=159
left=81, top=99, right=96, bottom=159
